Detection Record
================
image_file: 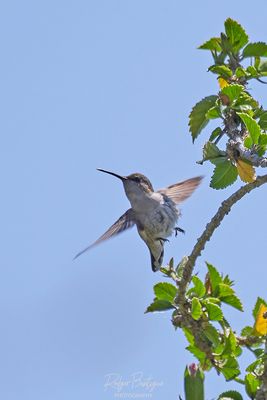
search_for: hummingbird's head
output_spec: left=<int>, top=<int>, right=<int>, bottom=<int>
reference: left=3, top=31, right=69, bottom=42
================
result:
left=97, top=169, right=154, bottom=207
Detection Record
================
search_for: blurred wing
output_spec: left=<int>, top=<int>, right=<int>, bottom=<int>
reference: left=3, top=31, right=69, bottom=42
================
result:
left=157, top=176, right=203, bottom=204
left=73, top=208, right=135, bottom=260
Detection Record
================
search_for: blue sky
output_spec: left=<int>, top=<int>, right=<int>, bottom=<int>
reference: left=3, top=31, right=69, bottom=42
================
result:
left=1, top=1, right=267, bottom=399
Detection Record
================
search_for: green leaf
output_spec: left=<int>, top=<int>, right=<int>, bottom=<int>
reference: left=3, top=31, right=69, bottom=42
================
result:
left=191, top=297, right=203, bottom=320
left=243, top=42, right=267, bottom=58
left=220, top=295, right=243, bottom=311
left=224, top=18, right=249, bottom=52
left=245, top=373, right=260, bottom=399
left=206, top=262, right=222, bottom=293
left=188, top=276, right=206, bottom=298
left=183, top=327, right=195, bottom=345
left=218, top=390, right=243, bottom=400
left=258, top=112, right=267, bottom=130
left=235, top=67, right=246, bottom=77
left=202, top=141, right=225, bottom=162
left=209, top=127, right=223, bottom=142
left=221, top=84, right=244, bottom=103
left=189, top=96, right=218, bottom=141
left=184, top=365, right=205, bottom=400
left=241, top=326, right=254, bottom=337
left=237, top=112, right=261, bottom=144
left=198, top=37, right=222, bottom=51
left=186, top=345, right=209, bottom=368
left=221, top=357, right=240, bottom=381
left=206, top=106, right=221, bottom=119
left=259, top=133, right=267, bottom=144
left=205, top=301, right=223, bottom=321
left=246, top=358, right=263, bottom=373
left=244, top=136, right=253, bottom=149
left=258, top=60, right=267, bottom=73
left=224, top=18, right=248, bottom=52
left=145, top=299, right=174, bottom=313
left=210, top=160, right=238, bottom=189
left=252, top=297, right=267, bottom=319
left=246, top=65, right=258, bottom=77
left=209, top=65, right=232, bottom=78
left=203, top=323, right=220, bottom=347
left=154, top=282, right=177, bottom=302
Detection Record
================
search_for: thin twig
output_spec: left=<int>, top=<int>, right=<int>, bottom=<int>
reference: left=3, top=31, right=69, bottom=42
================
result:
left=175, top=174, right=267, bottom=306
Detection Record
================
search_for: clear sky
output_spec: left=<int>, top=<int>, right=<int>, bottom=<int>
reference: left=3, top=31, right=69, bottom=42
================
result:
left=1, top=1, right=267, bottom=399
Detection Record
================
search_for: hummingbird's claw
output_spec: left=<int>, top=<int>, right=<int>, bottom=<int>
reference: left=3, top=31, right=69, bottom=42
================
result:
left=174, top=227, right=185, bottom=237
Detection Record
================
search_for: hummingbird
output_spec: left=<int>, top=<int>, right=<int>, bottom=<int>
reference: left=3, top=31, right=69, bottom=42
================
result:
left=74, top=169, right=203, bottom=271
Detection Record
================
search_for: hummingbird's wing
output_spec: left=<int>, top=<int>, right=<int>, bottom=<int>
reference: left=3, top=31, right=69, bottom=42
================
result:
left=73, top=208, right=135, bottom=260
left=157, top=176, right=203, bottom=204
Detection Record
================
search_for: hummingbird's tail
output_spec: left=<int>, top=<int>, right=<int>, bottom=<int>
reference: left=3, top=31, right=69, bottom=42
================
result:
left=148, top=239, right=165, bottom=272
left=150, top=247, right=164, bottom=272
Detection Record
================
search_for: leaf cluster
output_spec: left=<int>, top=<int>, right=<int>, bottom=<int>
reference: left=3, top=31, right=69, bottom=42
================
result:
left=189, top=19, right=267, bottom=189
left=147, top=260, right=267, bottom=399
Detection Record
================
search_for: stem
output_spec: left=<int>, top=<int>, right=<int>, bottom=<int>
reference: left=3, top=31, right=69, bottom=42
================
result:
left=175, top=174, right=267, bottom=305
left=255, top=338, right=267, bottom=400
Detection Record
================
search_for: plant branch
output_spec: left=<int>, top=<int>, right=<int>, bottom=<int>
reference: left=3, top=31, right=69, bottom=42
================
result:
left=255, top=337, right=267, bottom=400
left=175, top=174, right=267, bottom=306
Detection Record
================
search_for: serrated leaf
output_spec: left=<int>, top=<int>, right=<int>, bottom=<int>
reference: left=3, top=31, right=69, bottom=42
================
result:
left=235, top=67, right=246, bottom=77
left=218, top=390, right=243, bottom=400
left=183, top=327, right=195, bottom=345
left=203, top=323, right=220, bottom=347
left=186, top=345, right=207, bottom=365
left=206, top=106, right=221, bottom=119
left=221, top=357, right=240, bottom=381
left=191, top=297, right=202, bottom=320
left=246, top=358, right=264, bottom=373
left=209, top=127, right=223, bottom=141
left=210, top=156, right=228, bottom=166
left=252, top=297, right=267, bottom=319
left=258, top=112, right=267, bottom=130
left=237, top=112, right=261, bottom=144
left=243, top=42, right=267, bottom=58
left=245, top=373, right=260, bottom=399
left=189, top=96, right=218, bottom=141
left=210, top=160, right=238, bottom=189
left=236, top=159, right=256, bottom=183
left=154, top=282, right=177, bottom=302
left=221, top=84, right=244, bottom=103
left=205, top=301, right=223, bottom=321
left=224, top=18, right=249, bottom=52
left=209, top=65, right=232, bottom=78
left=220, top=294, right=243, bottom=311
left=206, top=262, right=222, bottom=293
left=241, top=326, right=254, bottom=337
left=192, top=276, right=206, bottom=297
left=254, top=303, right=267, bottom=335
left=198, top=37, right=222, bottom=51
left=203, top=141, right=224, bottom=161
left=145, top=299, right=174, bottom=313
left=246, top=65, right=258, bottom=77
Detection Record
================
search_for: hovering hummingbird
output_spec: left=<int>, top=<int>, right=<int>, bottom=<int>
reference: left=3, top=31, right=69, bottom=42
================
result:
left=74, top=169, right=203, bottom=271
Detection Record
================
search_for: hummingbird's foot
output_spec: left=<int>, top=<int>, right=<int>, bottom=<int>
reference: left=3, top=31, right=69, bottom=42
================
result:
left=156, top=237, right=169, bottom=244
left=174, top=227, right=185, bottom=237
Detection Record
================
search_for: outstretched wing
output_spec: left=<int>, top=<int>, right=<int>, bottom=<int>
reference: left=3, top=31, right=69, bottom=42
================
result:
left=157, top=176, right=203, bottom=204
left=74, top=208, right=135, bottom=260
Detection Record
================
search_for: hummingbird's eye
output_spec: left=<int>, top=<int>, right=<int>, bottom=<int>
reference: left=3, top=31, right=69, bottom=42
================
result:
left=133, top=176, right=140, bottom=183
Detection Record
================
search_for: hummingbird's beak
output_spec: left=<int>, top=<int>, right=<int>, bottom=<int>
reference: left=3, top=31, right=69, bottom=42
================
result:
left=97, top=168, right=127, bottom=181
